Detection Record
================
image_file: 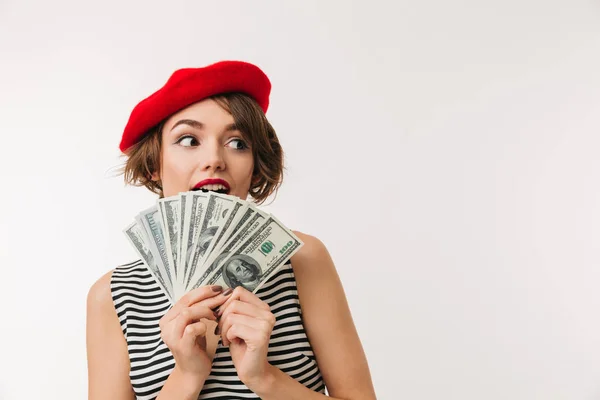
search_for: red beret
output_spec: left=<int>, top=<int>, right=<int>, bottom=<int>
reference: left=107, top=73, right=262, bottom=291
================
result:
left=119, top=60, right=271, bottom=152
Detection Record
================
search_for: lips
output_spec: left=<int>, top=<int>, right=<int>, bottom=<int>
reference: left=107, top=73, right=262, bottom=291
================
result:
left=192, top=178, right=231, bottom=194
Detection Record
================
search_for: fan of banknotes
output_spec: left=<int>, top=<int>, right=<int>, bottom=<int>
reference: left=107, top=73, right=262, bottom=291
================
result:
left=123, top=191, right=303, bottom=303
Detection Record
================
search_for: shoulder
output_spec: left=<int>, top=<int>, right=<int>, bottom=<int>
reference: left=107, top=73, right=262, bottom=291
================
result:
left=291, top=231, right=331, bottom=266
left=87, top=269, right=117, bottom=316
left=290, top=231, right=338, bottom=287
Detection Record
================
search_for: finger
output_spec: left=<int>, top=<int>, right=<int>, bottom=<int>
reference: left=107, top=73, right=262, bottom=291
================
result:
left=217, top=286, right=269, bottom=317
left=161, top=285, right=224, bottom=325
left=219, top=313, right=267, bottom=346
left=226, top=323, right=267, bottom=347
left=173, top=305, right=216, bottom=338
left=187, top=285, right=233, bottom=306
left=181, top=321, right=207, bottom=349
left=164, top=288, right=233, bottom=333
left=219, top=300, right=274, bottom=328
left=191, top=291, right=232, bottom=315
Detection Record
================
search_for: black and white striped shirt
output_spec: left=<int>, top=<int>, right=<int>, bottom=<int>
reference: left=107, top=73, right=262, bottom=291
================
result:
left=110, top=259, right=326, bottom=399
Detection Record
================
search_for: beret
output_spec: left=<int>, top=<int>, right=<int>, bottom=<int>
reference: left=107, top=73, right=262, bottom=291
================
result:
left=119, top=60, right=271, bottom=152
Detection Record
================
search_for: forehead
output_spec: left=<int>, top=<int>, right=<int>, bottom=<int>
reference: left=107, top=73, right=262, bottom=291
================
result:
left=163, top=98, right=234, bottom=130
left=227, top=259, right=243, bottom=267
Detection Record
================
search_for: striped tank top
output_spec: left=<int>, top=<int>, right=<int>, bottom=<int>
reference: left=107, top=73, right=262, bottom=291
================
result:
left=110, top=259, right=326, bottom=399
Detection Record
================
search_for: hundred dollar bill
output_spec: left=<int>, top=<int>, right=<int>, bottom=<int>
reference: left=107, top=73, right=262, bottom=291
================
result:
left=189, top=206, right=268, bottom=290
left=184, top=192, right=241, bottom=290
left=178, top=191, right=209, bottom=291
left=158, top=196, right=180, bottom=295
left=199, top=202, right=248, bottom=273
left=202, top=216, right=303, bottom=293
left=138, top=207, right=174, bottom=298
left=204, top=204, right=256, bottom=261
left=176, top=192, right=187, bottom=274
left=123, top=220, right=173, bottom=302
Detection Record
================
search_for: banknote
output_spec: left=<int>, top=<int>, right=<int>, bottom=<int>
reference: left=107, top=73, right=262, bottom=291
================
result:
left=124, top=191, right=301, bottom=300
left=205, top=204, right=259, bottom=259
left=138, top=207, right=174, bottom=298
left=184, top=192, right=241, bottom=289
left=199, top=202, right=248, bottom=273
left=176, top=192, right=188, bottom=275
left=203, top=216, right=303, bottom=293
left=158, top=196, right=180, bottom=294
left=178, top=191, right=209, bottom=291
left=189, top=206, right=269, bottom=290
left=123, top=220, right=172, bottom=301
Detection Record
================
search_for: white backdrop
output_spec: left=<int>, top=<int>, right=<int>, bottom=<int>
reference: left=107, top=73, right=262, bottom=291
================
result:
left=1, top=1, right=599, bottom=399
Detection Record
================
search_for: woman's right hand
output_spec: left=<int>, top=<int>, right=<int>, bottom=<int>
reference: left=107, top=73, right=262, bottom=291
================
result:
left=159, top=285, right=232, bottom=380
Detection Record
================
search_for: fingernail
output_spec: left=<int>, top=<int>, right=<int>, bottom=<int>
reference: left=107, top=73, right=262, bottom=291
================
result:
left=213, top=309, right=220, bottom=318
left=222, top=288, right=233, bottom=296
left=214, top=325, right=220, bottom=335
left=212, top=285, right=223, bottom=292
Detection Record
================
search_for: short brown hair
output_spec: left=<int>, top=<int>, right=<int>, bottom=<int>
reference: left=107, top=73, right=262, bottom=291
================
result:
left=120, top=93, right=284, bottom=204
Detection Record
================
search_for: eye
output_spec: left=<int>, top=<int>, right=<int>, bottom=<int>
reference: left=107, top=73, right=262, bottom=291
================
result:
left=227, top=138, right=249, bottom=150
left=176, top=135, right=198, bottom=147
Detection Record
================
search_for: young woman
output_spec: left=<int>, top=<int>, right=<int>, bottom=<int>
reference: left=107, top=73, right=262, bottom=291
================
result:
left=86, top=60, right=376, bottom=400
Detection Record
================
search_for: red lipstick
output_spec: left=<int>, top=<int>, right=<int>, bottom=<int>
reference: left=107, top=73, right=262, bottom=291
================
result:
left=193, top=178, right=231, bottom=191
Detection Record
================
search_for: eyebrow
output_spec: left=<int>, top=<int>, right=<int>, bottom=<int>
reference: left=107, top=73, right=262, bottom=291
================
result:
left=170, top=119, right=238, bottom=133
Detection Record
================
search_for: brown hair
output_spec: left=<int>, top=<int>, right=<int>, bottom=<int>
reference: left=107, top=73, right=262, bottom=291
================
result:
left=120, top=92, right=284, bottom=204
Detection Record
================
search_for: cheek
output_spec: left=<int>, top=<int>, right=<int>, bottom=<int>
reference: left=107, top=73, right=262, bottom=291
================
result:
left=230, top=154, right=254, bottom=184
left=246, top=155, right=255, bottom=178
left=160, top=151, right=194, bottom=192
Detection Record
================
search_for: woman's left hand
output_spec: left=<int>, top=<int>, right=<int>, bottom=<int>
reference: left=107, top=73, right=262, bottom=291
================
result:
left=216, top=286, right=276, bottom=388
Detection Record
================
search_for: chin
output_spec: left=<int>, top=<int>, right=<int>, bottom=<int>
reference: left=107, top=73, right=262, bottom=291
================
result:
left=231, top=192, right=247, bottom=200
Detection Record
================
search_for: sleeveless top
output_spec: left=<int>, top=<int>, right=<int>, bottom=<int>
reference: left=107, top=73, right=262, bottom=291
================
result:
left=110, top=259, right=326, bottom=399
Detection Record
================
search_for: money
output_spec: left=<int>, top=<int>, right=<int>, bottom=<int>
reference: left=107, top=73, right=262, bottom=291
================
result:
left=203, top=216, right=303, bottom=293
left=189, top=206, right=268, bottom=290
left=123, top=220, right=172, bottom=301
left=138, top=208, right=175, bottom=298
left=200, top=202, right=248, bottom=269
left=158, top=197, right=180, bottom=295
left=184, top=193, right=240, bottom=290
left=176, top=193, right=188, bottom=277
left=123, top=191, right=302, bottom=302
left=178, top=192, right=209, bottom=291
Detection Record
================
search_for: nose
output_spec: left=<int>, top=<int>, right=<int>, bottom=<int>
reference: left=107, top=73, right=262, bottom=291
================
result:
left=199, top=141, right=226, bottom=172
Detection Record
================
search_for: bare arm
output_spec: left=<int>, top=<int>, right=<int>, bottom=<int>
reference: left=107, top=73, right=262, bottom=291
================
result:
left=86, top=270, right=135, bottom=400
left=86, top=272, right=205, bottom=400
left=87, top=270, right=232, bottom=400
left=250, top=233, right=377, bottom=400
left=155, top=367, right=206, bottom=400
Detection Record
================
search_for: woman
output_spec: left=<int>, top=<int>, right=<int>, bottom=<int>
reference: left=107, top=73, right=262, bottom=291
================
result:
left=86, top=60, right=376, bottom=399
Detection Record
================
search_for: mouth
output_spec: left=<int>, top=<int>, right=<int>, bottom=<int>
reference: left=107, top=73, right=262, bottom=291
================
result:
left=192, top=186, right=229, bottom=194
left=192, top=178, right=231, bottom=195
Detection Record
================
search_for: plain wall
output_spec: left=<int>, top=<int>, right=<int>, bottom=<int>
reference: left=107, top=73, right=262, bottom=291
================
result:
left=1, top=0, right=599, bottom=399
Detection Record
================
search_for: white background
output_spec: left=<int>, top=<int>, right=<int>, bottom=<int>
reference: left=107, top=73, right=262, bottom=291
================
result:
left=1, top=1, right=599, bottom=399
